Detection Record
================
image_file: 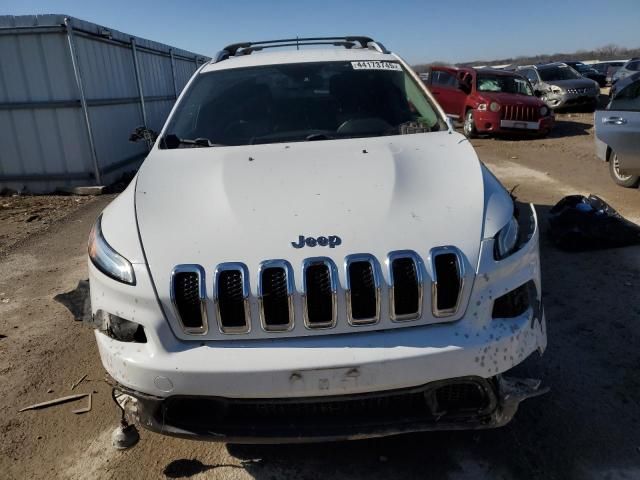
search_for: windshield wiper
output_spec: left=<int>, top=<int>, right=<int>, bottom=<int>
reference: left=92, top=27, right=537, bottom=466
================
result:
left=161, top=134, right=225, bottom=149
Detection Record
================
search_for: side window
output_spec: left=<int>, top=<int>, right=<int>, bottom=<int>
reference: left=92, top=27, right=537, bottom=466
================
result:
left=431, top=71, right=459, bottom=89
left=521, top=69, right=538, bottom=84
left=610, top=81, right=640, bottom=111
left=627, top=61, right=640, bottom=72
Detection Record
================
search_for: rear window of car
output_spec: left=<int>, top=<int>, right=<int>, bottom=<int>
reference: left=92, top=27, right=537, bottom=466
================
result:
left=627, top=61, right=640, bottom=72
left=610, top=80, right=640, bottom=111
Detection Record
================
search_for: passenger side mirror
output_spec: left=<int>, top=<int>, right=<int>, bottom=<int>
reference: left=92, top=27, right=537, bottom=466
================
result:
left=533, top=90, right=543, bottom=97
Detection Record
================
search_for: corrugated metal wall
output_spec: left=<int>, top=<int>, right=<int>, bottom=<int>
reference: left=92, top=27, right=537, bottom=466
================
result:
left=0, top=14, right=208, bottom=192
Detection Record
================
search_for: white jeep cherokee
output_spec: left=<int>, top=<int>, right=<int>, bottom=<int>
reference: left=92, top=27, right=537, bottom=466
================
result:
left=88, top=36, right=547, bottom=442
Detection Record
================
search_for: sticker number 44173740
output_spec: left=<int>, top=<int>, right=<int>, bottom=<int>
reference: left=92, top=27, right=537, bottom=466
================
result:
left=351, top=61, right=402, bottom=71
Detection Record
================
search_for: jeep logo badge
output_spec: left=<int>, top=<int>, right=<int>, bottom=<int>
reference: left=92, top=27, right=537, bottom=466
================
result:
left=291, top=235, right=342, bottom=249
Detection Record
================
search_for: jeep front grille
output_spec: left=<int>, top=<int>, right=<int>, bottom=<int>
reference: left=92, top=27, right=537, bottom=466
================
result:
left=345, top=254, right=381, bottom=325
left=258, top=260, right=294, bottom=331
left=302, top=258, right=338, bottom=329
left=502, top=104, right=539, bottom=122
left=430, top=247, right=464, bottom=317
left=388, top=251, right=423, bottom=321
left=170, top=248, right=466, bottom=336
left=170, top=265, right=207, bottom=334
left=215, top=263, right=250, bottom=333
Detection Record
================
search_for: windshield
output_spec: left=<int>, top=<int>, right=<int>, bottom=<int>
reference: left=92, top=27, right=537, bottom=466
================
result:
left=476, top=73, right=533, bottom=95
left=162, top=61, right=444, bottom=148
left=538, top=65, right=581, bottom=81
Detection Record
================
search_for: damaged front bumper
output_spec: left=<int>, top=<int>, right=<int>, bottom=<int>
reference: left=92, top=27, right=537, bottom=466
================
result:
left=115, top=375, right=547, bottom=443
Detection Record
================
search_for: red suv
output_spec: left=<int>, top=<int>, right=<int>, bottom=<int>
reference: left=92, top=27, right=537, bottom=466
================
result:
left=423, top=66, right=554, bottom=138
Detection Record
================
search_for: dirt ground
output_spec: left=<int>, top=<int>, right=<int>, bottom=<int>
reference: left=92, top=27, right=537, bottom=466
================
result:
left=0, top=113, right=639, bottom=480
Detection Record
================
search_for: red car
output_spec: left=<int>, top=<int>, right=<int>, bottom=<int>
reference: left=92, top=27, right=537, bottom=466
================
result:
left=423, top=66, right=554, bottom=138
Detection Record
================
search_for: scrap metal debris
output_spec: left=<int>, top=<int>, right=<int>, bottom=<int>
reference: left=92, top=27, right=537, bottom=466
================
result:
left=71, top=374, right=88, bottom=390
left=19, top=393, right=89, bottom=412
left=71, top=393, right=92, bottom=414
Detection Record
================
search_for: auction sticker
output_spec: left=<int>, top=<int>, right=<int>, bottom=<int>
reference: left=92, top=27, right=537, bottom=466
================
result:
left=351, top=61, right=402, bottom=71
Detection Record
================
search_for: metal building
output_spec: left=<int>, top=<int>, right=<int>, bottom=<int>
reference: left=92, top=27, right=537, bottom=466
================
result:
left=0, top=14, right=208, bottom=193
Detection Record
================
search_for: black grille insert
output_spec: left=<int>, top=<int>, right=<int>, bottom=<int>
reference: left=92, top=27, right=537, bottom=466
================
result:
left=434, top=382, right=489, bottom=412
left=173, top=271, right=204, bottom=330
left=391, top=257, right=420, bottom=318
left=304, top=263, right=334, bottom=327
left=217, top=270, right=248, bottom=330
left=260, top=267, right=291, bottom=329
left=433, top=253, right=461, bottom=314
left=348, top=260, right=377, bottom=322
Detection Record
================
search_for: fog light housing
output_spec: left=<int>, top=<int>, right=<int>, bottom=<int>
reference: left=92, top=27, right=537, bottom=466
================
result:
left=96, top=310, right=146, bottom=343
left=492, top=281, right=536, bottom=318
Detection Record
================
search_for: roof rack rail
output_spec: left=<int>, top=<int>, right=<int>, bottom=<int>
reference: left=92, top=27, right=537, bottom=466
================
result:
left=212, top=36, right=389, bottom=63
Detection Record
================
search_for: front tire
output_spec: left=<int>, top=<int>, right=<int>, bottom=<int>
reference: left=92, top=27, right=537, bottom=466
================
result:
left=463, top=110, right=477, bottom=138
left=609, top=151, right=640, bottom=188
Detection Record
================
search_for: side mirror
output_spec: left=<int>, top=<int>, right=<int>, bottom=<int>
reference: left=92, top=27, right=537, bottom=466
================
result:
left=533, top=90, right=543, bottom=97
left=129, top=126, right=158, bottom=144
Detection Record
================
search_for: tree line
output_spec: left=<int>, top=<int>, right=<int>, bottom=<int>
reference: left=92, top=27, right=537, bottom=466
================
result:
left=413, top=44, right=640, bottom=72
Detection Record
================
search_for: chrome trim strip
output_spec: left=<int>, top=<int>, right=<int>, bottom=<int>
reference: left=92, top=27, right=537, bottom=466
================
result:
left=170, top=264, right=208, bottom=335
left=301, top=257, right=338, bottom=329
left=213, top=262, right=251, bottom=334
left=386, top=250, right=424, bottom=322
left=344, top=253, right=381, bottom=326
left=429, top=246, right=465, bottom=318
left=257, top=259, right=295, bottom=332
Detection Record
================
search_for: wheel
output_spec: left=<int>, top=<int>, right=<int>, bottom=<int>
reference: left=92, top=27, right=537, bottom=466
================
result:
left=463, top=110, right=477, bottom=138
left=609, top=151, right=640, bottom=188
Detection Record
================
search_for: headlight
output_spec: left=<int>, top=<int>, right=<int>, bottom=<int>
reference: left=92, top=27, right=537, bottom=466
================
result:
left=494, top=216, right=519, bottom=260
left=539, top=106, right=548, bottom=116
left=489, top=102, right=501, bottom=112
left=477, top=103, right=487, bottom=111
left=88, top=215, right=136, bottom=285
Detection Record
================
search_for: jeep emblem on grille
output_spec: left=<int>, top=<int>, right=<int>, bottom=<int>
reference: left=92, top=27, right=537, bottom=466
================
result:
left=291, top=235, right=342, bottom=249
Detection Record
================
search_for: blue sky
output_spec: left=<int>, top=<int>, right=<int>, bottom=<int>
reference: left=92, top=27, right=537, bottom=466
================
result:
left=4, top=0, right=639, bottom=64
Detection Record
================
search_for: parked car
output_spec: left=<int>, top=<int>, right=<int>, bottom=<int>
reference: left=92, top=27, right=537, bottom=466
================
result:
left=516, top=63, right=600, bottom=111
left=592, top=61, right=626, bottom=85
left=562, top=61, right=607, bottom=87
left=423, top=66, right=553, bottom=138
left=595, top=72, right=640, bottom=187
left=612, top=58, right=640, bottom=84
left=88, top=36, right=547, bottom=443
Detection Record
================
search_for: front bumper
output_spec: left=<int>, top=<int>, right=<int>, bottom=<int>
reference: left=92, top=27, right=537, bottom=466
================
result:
left=473, top=110, right=553, bottom=134
left=118, top=375, right=546, bottom=443
left=92, top=206, right=545, bottom=437
left=543, top=91, right=598, bottom=109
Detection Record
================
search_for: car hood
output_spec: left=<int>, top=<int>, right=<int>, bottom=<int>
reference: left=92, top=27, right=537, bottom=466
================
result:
left=135, top=132, right=486, bottom=297
left=479, top=92, right=544, bottom=107
left=544, top=78, right=597, bottom=89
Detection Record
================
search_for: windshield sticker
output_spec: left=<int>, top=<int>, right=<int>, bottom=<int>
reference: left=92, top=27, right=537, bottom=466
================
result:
left=351, top=61, right=402, bottom=71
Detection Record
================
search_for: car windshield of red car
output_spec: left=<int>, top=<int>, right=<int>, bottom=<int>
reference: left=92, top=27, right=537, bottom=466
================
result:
left=477, top=73, right=533, bottom=96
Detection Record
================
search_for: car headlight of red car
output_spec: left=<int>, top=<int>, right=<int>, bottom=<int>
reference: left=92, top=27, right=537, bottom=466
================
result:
left=539, top=106, right=549, bottom=116
left=489, top=101, right=501, bottom=112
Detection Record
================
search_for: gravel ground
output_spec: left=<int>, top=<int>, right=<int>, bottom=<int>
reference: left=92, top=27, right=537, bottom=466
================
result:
left=0, top=113, right=639, bottom=480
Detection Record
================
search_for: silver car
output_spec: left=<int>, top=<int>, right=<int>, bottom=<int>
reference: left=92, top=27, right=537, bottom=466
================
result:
left=516, top=63, right=600, bottom=110
left=595, top=72, right=640, bottom=187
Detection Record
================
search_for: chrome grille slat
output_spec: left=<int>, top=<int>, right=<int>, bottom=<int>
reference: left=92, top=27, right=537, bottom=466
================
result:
left=345, top=254, right=381, bottom=325
left=387, top=250, right=423, bottom=322
left=258, top=260, right=295, bottom=332
left=214, top=262, right=250, bottom=334
left=429, top=246, right=464, bottom=317
left=170, top=264, right=208, bottom=335
left=302, top=257, right=338, bottom=329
